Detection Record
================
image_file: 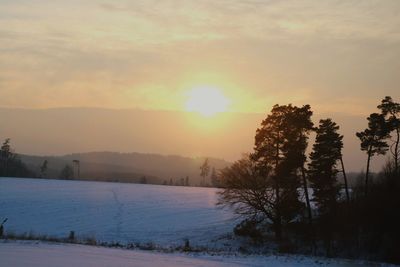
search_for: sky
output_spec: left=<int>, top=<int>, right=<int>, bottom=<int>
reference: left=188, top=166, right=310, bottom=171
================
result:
left=0, top=0, right=399, bottom=170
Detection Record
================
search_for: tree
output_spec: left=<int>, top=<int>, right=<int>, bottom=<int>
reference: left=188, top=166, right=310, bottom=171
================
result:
left=0, top=138, right=34, bottom=178
left=140, top=176, right=147, bottom=184
left=339, top=156, right=350, bottom=203
left=251, top=104, right=313, bottom=240
left=218, top=155, right=274, bottom=224
left=309, top=119, right=343, bottom=212
left=308, top=119, right=343, bottom=254
left=200, top=158, right=210, bottom=186
left=72, top=160, right=80, bottom=179
left=356, top=113, right=390, bottom=194
left=210, top=167, right=219, bottom=187
left=285, top=104, right=314, bottom=227
left=0, top=138, right=12, bottom=176
left=59, top=164, right=74, bottom=180
left=40, top=160, right=48, bottom=178
left=378, top=96, right=400, bottom=175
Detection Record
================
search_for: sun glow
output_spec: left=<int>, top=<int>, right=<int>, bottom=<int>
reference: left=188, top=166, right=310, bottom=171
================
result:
left=185, top=86, right=230, bottom=117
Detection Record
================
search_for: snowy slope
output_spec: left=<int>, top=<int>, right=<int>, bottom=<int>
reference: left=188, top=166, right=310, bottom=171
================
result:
left=1, top=241, right=394, bottom=267
left=0, top=178, right=236, bottom=247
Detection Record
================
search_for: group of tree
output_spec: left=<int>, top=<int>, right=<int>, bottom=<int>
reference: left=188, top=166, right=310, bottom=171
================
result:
left=218, top=97, right=400, bottom=263
left=0, top=138, right=73, bottom=180
left=59, top=164, right=74, bottom=180
left=0, top=138, right=35, bottom=178
left=163, top=176, right=190, bottom=186
left=199, top=158, right=220, bottom=187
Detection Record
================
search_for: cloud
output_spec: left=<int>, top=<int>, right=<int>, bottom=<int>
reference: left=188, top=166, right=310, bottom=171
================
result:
left=0, top=0, right=399, bottom=113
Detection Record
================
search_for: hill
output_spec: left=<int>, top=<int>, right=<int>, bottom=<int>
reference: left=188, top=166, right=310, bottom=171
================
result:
left=20, top=152, right=231, bottom=186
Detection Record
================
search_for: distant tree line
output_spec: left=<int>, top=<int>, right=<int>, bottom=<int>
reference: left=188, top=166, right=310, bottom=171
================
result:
left=217, top=96, right=400, bottom=264
left=163, top=176, right=190, bottom=186
left=0, top=138, right=35, bottom=178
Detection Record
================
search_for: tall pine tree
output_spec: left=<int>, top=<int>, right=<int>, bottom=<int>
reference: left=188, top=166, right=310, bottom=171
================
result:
left=356, top=113, right=390, bottom=194
left=309, top=119, right=343, bottom=214
left=308, top=119, right=343, bottom=255
left=252, top=104, right=313, bottom=241
left=378, top=96, right=400, bottom=175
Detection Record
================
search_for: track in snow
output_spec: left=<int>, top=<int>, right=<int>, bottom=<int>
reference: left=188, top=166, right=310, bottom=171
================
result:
left=0, top=178, right=236, bottom=247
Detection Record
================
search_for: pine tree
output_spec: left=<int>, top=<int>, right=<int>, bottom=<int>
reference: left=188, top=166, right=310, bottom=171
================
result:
left=0, top=138, right=12, bottom=176
left=59, top=164, right=74, bottom=180
left=309, top=119, right=342, bottom=214
left=308, top=119, right=343, bottom=255
left=252, top=104, right=313, bottom=240
left=356, top=113, right=390, bottom=194
left=378, top=96, right=400, bottom=175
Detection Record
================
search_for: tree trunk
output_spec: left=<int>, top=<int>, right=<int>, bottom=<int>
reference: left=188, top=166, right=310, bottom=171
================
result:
left=340, top=157, right=350, bottom=203
left=275, top=178, right=282, bottom=241
left=274, top=131, right=282, bottom=242
left=301, top=165, right=312, bottom=224
left=395, top=128, right=399, bottom=175
left=301, top=165, right=317, bottom=253
left=365, top=149, right=372, bottom=196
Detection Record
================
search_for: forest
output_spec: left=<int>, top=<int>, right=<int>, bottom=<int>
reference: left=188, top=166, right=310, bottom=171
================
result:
left=217, top=96, right=400, bottom=263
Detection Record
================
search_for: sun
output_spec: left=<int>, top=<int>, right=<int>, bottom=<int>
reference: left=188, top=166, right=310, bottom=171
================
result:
left=185, top=86, right=230, bottom=117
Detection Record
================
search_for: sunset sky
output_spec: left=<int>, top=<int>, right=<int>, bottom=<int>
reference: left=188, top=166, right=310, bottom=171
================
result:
left=1, top=1, right=399, bottom=170
left=1, top=0, right=399, bottom=113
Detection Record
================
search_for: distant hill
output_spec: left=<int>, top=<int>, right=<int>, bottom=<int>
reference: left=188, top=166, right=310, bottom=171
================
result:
left=20, top=152, right=231, bottom=186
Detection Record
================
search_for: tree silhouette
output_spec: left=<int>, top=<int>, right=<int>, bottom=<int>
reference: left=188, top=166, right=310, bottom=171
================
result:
left=59, top=164, right=74, bottom=180
left=308, top=119, right=343, bottom=255
left=72, top=160, right=80, bottom=179
left=200, top=158, right=210, bottom=186
left=378, top=96, right=400, bottom=175
left=0, top=138, right=33, bottom=178
left=40, top=160, right=48, bottom=178
left=210, top=167, right=219, bottom=187
left=0, top=138, right=12, bottom=176
left=285, top=104, right=314, bottom=227
left=339, top=156, right=350, bottom=203
left=356, top=113, right=390, bottom=194
left=218, top=155, right=274, bottom=224
left=251, top=104, right=313, bottom=241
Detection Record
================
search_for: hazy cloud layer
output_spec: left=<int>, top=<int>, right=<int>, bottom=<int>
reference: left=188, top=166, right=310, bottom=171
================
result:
left=0, top=0, right=399, bottom=114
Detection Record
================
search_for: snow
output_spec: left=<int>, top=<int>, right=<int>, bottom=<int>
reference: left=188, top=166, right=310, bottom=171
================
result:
left=0, top=177, right=236, bottom=247
left=0, top=178, right=396, bottom=266
left=1, top=241, right=394, bottom=267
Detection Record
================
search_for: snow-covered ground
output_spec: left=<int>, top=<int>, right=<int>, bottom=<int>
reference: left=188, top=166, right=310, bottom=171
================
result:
left=0, top=177, right=236, bottom=247
left=1, top=178, right=397, bottom=266
left=1, top=241, right=395, bottom=267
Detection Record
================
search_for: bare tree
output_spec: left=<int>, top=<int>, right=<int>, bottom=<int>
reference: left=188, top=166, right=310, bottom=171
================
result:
left=217, top=155, right=275, bottom=223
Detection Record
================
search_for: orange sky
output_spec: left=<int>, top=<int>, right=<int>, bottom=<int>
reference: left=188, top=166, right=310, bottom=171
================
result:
left=1, top=0, right=399, bottom=114
left=0, top=1, right=399, bottom=170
